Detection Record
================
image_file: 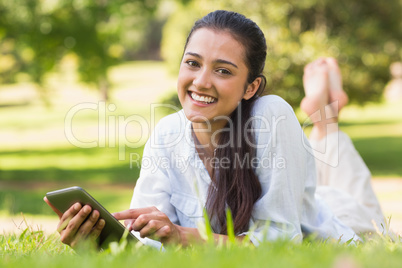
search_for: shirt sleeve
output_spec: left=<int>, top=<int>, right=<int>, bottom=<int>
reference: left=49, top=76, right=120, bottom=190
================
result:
left=130, top=135, right=179, bottom=225
left=129, top=125, right=180, bottom=249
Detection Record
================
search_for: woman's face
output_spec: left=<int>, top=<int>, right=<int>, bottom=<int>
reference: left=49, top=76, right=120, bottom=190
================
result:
left=177, top=28, right=258, bottom=130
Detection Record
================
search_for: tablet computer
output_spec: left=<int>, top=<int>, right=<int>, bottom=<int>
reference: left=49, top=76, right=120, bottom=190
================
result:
left=46, top=186, right=139, bottom=250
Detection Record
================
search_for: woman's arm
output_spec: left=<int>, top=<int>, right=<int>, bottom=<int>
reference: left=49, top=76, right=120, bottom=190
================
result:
left=113, top=207, right=247, bottom=246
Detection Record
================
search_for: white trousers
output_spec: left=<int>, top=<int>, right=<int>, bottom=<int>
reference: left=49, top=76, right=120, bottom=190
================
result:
left=310, top=131, right=385, bottom=235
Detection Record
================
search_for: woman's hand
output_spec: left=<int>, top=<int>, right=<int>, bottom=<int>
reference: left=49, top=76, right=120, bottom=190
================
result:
left=113, top=206, right=251, bottom=246
left=113, top=206, right=182, bottom=245
left=43, top=197, right=105, bottom=248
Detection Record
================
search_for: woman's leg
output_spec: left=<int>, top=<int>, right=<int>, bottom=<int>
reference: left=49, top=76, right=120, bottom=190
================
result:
left=301, top=58, right=385, bottom=234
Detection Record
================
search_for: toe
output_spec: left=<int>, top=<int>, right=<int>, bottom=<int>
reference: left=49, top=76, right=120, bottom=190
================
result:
left=304, top=61, right=315, bottom=72
left=325, top=57, right=340, bottom=72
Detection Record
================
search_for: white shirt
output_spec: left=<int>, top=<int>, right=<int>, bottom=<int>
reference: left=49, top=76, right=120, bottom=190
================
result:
left=130, top=95, right=357, bottom=246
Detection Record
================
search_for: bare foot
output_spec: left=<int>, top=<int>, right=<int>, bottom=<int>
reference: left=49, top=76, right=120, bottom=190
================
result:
left=325, top=57, right=349, bottom=111
left=300, top=58, right=330, bottom=119
left=301, top=58, right=339, bottom=140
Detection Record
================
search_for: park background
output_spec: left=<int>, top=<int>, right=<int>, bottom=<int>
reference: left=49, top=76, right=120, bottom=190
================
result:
left=1, top=0, right=402, bottom=247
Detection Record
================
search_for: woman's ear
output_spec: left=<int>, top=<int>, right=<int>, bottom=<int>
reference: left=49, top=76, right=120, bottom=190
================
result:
left=243, top=77, right=262, bottom=100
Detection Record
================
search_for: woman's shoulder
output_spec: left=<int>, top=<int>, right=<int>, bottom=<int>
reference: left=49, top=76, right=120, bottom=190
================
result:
left=252, top=94, right=295, bottom=116
left=144, top=110, right=189, bottom=154
left=152, top=110, right=188, bottom=138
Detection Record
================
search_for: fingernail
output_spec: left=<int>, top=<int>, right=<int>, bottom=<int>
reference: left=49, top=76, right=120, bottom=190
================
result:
left=91, top=211, right=98, bottom=219
left=99, top=219, right=105, bottom=228
left=83, top=206, right=91, bottom=213
left=74, top=203, right=81, bottom=210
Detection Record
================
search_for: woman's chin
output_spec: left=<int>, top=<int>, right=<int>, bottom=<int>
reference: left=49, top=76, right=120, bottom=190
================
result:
left=183, top=109, right=212, bottom=124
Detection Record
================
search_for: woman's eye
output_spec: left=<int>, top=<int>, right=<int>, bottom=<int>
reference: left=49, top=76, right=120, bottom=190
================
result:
left=217, top=69, right=231, bottom=75
left=186, top=60, right=200, bottom=67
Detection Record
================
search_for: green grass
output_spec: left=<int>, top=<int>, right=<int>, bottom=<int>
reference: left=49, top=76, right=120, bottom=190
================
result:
left=1, top=227, right=401, bottom=268
left=352, top=137, right=402, bottom=177
left=296, top=100, right=402, bottom=178
left=0, top=146, right=142, bottom=183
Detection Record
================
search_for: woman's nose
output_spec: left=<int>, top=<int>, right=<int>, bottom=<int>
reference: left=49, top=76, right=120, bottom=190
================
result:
left=193, top=69, right=212, bottom=90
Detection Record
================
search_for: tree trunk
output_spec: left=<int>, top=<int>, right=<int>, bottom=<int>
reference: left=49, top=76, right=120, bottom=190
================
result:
left=99, top=78, right=109, bottom=101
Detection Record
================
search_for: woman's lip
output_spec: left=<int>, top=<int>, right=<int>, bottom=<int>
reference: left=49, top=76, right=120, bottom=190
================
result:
left=188, top=91, right=217, bottom=106
left=188, top=90, right=216, bottom=99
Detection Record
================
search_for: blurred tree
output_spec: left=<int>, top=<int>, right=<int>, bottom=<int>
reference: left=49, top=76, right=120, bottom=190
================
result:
left=161, top=0, right=402, bottom=107
left=0, top=0, right=160, bottom=101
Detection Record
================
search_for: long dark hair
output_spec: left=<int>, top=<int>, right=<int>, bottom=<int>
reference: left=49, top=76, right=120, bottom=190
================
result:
left=184, top=10, right=267, bottom=234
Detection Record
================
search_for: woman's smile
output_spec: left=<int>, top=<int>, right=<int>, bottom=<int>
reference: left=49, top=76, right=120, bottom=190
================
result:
left=177, top=28, right=251, bottom=126
left=189, top=91, right=217, bottom=105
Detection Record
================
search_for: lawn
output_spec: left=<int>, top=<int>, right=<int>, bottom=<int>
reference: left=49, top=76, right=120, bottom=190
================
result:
left=1, top=61, right=401, bottom=266
left=1, top=225, right=401, bottom=268
left=297, top=100, right=402, bottom=177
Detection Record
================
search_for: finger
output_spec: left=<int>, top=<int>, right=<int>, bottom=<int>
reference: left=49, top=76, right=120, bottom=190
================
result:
left=57, top=203, right=82, bottom=232
left=147, top=224, right=177, bottom=243
left=59, top=205, right=92, bottom=244
left=124, top=219, right=135, bottom=231
left=43, top=196, right=63, bottom=218
left=75, top=210, right=101, bottom=240
left=132, top=211, right=170, bottom=232
left=113, top=206, right=158, bottom=221
left=69, top=210, right=102, bottom=247
left=88, top=219, right=106, bottom=241
left=132, top=214, right=152, bottom=232
left=154, top=225, right=171, bottom=240
left=60, top=203, right=82, bottom=222
left=137, top=219, right=163, bottom=239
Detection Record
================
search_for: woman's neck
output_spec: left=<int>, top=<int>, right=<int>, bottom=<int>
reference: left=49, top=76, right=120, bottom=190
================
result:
left=191, top=120, right=226, bottom=155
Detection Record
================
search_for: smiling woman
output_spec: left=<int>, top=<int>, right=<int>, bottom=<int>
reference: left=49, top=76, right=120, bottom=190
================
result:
left=177, top=27, right=265, bottom=236
left=45, top=10, right=385, bottom=249
left=178, top=29, right=260, bottom=127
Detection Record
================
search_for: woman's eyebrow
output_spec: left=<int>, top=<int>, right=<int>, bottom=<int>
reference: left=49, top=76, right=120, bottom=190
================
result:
left=215, top=59, right=238, bottom=69
left=185, top=52, right=202, bottom=58
left=185, top=52, right=238, bottom=69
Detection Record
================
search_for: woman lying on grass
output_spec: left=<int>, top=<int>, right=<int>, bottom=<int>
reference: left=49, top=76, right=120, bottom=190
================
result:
left=45, top=10, right=385, bottom=248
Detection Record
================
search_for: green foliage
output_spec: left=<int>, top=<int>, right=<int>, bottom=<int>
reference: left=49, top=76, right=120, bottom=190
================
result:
left=225, top=208, right=236, bottom=244
left=159, top=90, right=182, bottom=110
left=160, top=2, right=201, bottom=75
left=201, top=208, right=214, bottom=244
left=161, top=0, right=401, bottom=106
left=0, top=0, right=160, bottom=99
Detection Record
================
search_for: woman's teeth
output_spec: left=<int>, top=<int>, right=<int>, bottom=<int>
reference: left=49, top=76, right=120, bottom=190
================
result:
left=191, top=92, right=216, bottom=104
